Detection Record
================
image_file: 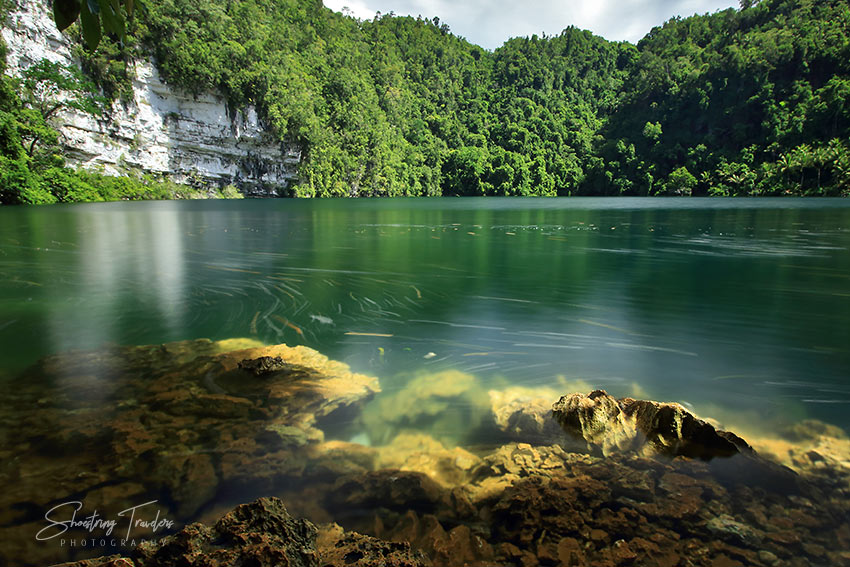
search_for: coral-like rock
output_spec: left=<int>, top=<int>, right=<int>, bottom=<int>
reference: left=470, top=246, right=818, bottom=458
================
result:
left=238, top=355, right=292, bottom=376
left=317, top=523, right=431, bottom=566
left=9, top=353, right=850, bottom=567
left=382, top=512, right=494, bottom=567
left=361, top=370, right=488, bottom=445
left=377, top=433, right=481, bottom=487
left=305, top=441, right=379, bottom=479
left=0, top=339, right=379, bottom=566
left=327, top=470, right=450, bottom=516
left=552, top=390, right=751, bottom=459
left=753, top=418, right=850, bottom=476
left=52, top=498, right=317, bottom=567
left=487, top=386, right=569, bottom=444
left=53, top=558, right=137, bottom=567
left=467, top=443, right=576, bottom=502
left=135, top=498, right=318, bottom=567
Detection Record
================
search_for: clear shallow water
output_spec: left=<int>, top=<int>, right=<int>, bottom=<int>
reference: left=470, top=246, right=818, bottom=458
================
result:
left=1, top=197, right=850, bottom=433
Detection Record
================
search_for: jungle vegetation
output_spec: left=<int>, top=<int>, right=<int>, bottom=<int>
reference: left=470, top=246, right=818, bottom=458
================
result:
left=1, top=0, right=849, bottom=202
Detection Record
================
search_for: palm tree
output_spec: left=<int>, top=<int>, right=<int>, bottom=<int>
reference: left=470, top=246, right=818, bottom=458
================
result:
left=832, top=152, right=850, bottom=196
left=777, top=153, right=793, bottom=188
left=812, top=146, right=829, bottom=193
left=794, top=144, right=813, bottom=192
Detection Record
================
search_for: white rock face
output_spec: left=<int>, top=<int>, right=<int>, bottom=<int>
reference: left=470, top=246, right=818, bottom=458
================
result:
left=1, top=0, right=299, bottom=196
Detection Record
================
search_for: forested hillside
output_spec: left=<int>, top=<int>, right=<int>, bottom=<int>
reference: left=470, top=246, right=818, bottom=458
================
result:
left=598, top=0, right=850, bottom=196
left=2, top=0, right=849, bottom=201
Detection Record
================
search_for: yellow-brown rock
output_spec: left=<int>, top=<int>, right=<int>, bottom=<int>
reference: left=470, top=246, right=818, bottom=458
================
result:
left=377, top=433, right=481, bottom=487
left=552, top=390, right=751, bottom=459
left=1, top=339, right=379, bottom=567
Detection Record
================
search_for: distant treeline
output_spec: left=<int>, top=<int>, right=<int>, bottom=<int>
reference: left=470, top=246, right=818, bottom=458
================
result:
left=2, top=0, right=849, bottom=202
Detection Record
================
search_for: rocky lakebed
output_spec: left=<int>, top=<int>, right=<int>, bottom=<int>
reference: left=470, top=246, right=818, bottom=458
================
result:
left=1, top=339, right=849, bottom=566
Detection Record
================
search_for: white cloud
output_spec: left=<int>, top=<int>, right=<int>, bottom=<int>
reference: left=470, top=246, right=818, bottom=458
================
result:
left=323, top=0, right=738, bottom=49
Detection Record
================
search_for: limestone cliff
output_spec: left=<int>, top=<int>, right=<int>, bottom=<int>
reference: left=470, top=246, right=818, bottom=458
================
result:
left=1, top=0, right=299, bottom=196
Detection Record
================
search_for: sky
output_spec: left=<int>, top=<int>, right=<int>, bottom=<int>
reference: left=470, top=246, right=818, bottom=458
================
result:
left=322, top=0, right=739, bottom=49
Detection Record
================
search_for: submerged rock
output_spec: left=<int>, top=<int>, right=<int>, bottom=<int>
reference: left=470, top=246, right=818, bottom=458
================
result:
left=0, top=339, right=379, bottom=567
left=46, top=438, right=850, bottom=567
left=361, top=370, right=489, bottom=446
left=306, top=440, right=379, bottom=479
left=327, top=470, right=451, bottom=516
left=467, top=443, right=577, bottom=502
left=552, top=389, right=752, bottom=459
left=53, top=497, right=429, bottom=567
left=238, top=355, right=292, bottom=376
left=8, top=350, right=850, bottom=567
left=487, top=386, right=568, bottom=444
left=318, top=523, right=431, bottom=567
left=51, top=558, right=135, bottom=567
left=376, top=433, right=481, bottom=488
left=757, top=421, right=850, bottom=474
left=383, top=512, right=495, bottom=567
left=134, top=498, right=318, bottom=567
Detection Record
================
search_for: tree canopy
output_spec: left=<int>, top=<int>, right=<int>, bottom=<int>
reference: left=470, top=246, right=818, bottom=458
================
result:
left=11, top=0, right=850, bottom=201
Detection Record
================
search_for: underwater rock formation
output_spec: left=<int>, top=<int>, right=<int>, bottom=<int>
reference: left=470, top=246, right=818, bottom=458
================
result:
left=317, top=523, right=430, bottom=567
left=52, top=497, right=428, bottom=567
left=49, top=442, right=850, bottom=567
left=552, top=389, right=753, bottom=459
left=276, top=438, right=850, bottom=567
left=361, top=369, right=489, bottom=446
left=135, top=497, right=317, bottom=567
left=0, top=339, right=378, bottom=566
left=376, top=432, right=482, bottom=488
left=488, top=386, right=569, bottom=444
left=5, top=341, right=850, bottom=567
left=238, top=355, right=292, bottom=376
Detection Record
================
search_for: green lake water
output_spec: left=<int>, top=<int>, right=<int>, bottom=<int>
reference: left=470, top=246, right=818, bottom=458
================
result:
left=1, top=197, right=850, bottom=435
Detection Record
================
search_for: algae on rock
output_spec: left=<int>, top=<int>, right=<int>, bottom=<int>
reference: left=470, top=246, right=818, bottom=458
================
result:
left=0, top=338, right=379, bottom=566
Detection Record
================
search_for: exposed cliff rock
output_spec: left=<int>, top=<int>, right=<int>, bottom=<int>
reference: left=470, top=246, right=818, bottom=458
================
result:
left=1, top=0, right=298, bottom=195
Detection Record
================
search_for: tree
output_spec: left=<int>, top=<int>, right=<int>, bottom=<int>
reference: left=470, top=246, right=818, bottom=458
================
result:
left=17, top=60, right=103, bottom=156
left=665, top=166, right=697, bottom=196
left=52, top=0, right=135, bottom=51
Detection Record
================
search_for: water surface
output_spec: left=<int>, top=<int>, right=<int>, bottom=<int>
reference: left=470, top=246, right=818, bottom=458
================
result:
left=1, top=197, right=849, bottom=433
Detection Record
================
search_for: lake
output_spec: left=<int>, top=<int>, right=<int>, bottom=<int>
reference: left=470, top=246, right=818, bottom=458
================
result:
left=1, top=197, right=850, bottom=565
left=2, top=197, right=849, bottom=431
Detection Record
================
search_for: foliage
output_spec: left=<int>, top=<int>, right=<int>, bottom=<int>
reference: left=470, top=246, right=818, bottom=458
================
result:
left=52, top=0, right=135, bottom=51
left=32, top=0, right=850, bottom=198
left=598, top=0, right=850, bottom=196
left=73, top=32, right=137, bottom=102
left=665, top=167, right=698, bottom=196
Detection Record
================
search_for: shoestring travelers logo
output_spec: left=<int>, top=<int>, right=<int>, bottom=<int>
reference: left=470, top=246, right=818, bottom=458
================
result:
left=35, top=500, right=175, bottom=548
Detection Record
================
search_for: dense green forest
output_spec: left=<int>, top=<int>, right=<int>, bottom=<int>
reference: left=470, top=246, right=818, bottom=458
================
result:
left=1, top=0, right=849, bottom=202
